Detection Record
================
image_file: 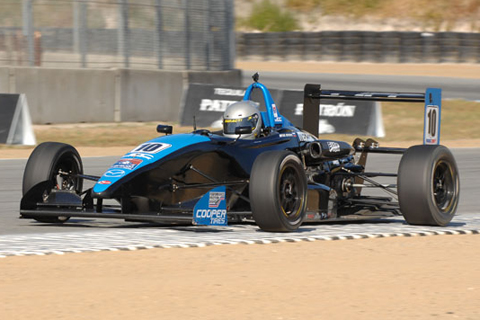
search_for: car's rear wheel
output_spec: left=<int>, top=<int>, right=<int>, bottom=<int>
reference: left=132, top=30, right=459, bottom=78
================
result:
left=250, top=151, right=307, bottom=232
left=397, top=145, right=459, bottom=226
left=22, top=142, right=83, bottom=223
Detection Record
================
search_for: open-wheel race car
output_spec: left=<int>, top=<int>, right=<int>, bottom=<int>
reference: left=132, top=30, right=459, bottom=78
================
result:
left=20, top=74, right=460, bottom=232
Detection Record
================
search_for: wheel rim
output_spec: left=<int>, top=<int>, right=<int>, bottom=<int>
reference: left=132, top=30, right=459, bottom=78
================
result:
left=50, top=155, right=81, bottom=192
left=432, top=160, right=456, bottom=212
left=41, top=155, right=81, bottom=210
left=278, top=165, right=304, bottom=221
left=53, top=159, right=80, bottom=191
left=49, top=156, right=81, bottom=222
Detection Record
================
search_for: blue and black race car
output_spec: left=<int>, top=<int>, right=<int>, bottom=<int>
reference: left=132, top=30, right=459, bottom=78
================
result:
left=20, top=74, right=460, bottom=232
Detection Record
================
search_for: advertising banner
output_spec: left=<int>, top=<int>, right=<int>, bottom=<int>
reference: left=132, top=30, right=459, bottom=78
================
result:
left=181, top=84, right=384, bottom=137
left=279, top=90, right=384, bottom=137
left=181, top=84, right=281, bottom=128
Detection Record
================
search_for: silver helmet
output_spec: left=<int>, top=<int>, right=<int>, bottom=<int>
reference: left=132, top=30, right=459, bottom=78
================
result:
left=223, top=100, right=262, bottom=140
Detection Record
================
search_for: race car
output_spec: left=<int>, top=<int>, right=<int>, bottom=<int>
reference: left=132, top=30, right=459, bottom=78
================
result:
left=20, top=74, right=460, bottom=232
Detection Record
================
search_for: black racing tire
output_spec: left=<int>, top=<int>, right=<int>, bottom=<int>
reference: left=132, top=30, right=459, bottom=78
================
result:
left=22, top=142, right=83, bottom=223
left=397, top=145, right=460, bottom=226
left=250, top=150, right=307, bottom=232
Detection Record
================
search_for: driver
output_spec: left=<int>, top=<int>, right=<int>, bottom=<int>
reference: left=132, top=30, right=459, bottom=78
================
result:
left=223, top=100, right=262, bottom=139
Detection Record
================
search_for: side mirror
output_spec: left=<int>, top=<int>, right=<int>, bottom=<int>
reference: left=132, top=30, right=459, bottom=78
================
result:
left=235, top=126, right=253, bottom=135
left=157, top=125, right=173, bottom=135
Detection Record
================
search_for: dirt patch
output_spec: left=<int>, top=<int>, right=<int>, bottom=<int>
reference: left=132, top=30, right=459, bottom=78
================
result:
left=236, top=61, right=480, bottom=79
left=1, top=234, right=479, bottom=320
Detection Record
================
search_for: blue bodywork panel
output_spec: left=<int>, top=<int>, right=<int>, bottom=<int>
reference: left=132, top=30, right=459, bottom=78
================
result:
left=93, top=133, right=211, bottom=194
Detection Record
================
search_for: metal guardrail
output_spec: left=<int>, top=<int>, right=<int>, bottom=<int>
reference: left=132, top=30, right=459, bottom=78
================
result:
left=237, top=31, right=480, bottom=63
left=0, top=0, right=235, bottom=71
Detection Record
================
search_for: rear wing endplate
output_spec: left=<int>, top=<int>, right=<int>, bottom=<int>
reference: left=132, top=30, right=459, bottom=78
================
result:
left=303, top=84, right=442, bottom=145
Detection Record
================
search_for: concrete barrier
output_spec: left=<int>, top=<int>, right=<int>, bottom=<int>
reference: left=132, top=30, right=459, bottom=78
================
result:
left=12, top=67, right=117, bottom=123
left=0, top=67, right=241, bottom=124
left=118, top=69, right=184, bottom=123
left=0, top=68, right=9, bottom=92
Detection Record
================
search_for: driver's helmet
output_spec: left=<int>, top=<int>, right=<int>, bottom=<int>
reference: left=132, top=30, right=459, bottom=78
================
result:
left=223, top=100, right=262, bottom=140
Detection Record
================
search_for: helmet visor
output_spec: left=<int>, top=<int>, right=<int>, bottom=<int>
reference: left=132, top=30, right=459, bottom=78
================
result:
left=223, top=113, right=259, bottom=134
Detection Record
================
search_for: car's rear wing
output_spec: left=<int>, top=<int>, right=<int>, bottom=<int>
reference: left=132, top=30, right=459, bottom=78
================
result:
left=303, top=84, right=442, bottom=145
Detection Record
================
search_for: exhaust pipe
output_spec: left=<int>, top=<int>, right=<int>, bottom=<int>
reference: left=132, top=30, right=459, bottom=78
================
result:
left=308, top=141, right=322, bottom=159
left=302, top=140, right=355, bottom=164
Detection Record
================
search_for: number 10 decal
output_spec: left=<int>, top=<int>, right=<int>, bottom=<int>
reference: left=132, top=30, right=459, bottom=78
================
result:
left=424, top=105, right=440, bottom=145
left=423, top=88, right=442, bottom=145
left=131, top=142, right=171, bottom=154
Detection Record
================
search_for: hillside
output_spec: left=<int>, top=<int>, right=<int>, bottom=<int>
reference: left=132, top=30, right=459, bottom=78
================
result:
left=235, top=0, right=480, bottom=32
left=1, top=0, right=478, bottom=33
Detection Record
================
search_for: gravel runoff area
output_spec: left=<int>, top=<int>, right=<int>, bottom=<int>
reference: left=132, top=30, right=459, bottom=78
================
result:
left=0, top=62, right=478, bottom=320
left=1, top=235, right=479, bottom=320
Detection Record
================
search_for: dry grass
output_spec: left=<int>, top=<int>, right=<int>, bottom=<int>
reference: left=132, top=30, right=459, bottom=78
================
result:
left=0, top=100, right=477, bottom=151
left=31, top=122, right=191, bottom=147
left=284, top=0, right=480, bottom=31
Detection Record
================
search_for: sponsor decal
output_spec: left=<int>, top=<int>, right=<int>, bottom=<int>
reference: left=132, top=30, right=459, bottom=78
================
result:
left=112, top=158, right=143, bottom=170
left=295, top=103, right=356, bottom=117
left=272, top=103, right=279, bottom=117
left=200, top=99, right=236, bottom=112
left=272, top=103, right=283, bottom=123
left=213, top=88, right=245, bottom=96
left=297, top=132, right=316, bottom=142
left=98, top=180, right=112, bottom=185
left=209, top=192, right=225, bottom=208
left=125, top=152, right=155, bottom=160
left=193, top=186, right=227, bottom=226
left=279, top=133, right=296, bottom=138
left=131, top=142, right=171, bottom=154
left=104, top=169, right=126, bottom=178
left=327, top=141, right=341, bottom=153
left=321, top=103, right=356, bottom=117
left=195, top=209, right=227, bottom=225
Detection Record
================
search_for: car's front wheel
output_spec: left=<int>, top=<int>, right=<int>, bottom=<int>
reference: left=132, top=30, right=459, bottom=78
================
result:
left=22, top=142, right=83, bottom=223
left=250, top=151, right=307, bottom=232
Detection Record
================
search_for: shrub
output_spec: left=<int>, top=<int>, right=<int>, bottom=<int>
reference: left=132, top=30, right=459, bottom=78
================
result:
left=240, top=0, right=300, bottom=32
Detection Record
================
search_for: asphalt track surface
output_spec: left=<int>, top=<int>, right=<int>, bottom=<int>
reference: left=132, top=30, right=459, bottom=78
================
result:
left=1, top=149, right=479, bottom=257
left=242, top=71, right=480, bottom=101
